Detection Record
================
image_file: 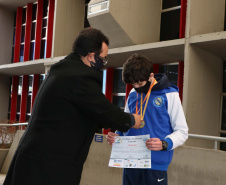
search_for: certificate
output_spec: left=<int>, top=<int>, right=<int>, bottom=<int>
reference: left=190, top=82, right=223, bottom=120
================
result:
left=108, top=135, right=151, bottom=168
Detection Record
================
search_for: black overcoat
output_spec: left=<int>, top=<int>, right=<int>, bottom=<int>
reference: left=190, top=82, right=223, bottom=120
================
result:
left=4, top=52, right=132, bottom=185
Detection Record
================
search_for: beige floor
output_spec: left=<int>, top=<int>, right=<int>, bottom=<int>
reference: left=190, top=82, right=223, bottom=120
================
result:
left=0, top=174, right=5, bottom=184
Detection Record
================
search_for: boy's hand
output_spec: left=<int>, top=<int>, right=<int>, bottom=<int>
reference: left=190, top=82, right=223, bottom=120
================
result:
left=145, top=138, right=163, bottom=151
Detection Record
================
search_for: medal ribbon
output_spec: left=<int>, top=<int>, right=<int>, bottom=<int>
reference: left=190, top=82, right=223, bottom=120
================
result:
left=136, top=78, right=156, bottom=116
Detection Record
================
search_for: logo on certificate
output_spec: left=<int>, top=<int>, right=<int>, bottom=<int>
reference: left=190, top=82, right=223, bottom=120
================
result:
left=125, top=159, right=137, bottom=168
left=114, top=137, right=122, bottom=144
left=142, top=137, right=148, bottom=142
left=113, top=160, right=123, bottom=167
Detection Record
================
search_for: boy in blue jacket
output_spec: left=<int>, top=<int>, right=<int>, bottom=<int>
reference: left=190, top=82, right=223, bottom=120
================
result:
left=107, top=54, right=188, bottom=185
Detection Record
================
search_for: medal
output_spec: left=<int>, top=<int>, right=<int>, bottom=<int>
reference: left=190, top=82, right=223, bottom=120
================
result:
left=140, top=120, right=145, bottom=128
left=136, top=79, right=157, bottom=128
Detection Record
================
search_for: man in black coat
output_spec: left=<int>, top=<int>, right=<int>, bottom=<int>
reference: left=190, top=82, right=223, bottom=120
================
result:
left=4, top=28, right=141, bottom=185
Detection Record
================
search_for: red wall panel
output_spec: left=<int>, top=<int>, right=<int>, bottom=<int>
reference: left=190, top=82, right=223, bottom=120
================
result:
left=177, top=0, right=187, bottom=102
left=46, top=0, right=55, bottom=58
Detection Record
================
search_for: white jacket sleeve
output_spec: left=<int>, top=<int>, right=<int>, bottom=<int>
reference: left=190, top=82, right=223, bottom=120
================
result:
left=124, top=98, right=130, bottom=113
left=124, top=88, right=135, bottom=113
left=166, top=92, right=189, bottom=150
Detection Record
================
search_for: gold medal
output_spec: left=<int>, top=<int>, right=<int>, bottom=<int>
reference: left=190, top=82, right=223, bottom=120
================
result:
left=140, top=120, right=145, bottom=128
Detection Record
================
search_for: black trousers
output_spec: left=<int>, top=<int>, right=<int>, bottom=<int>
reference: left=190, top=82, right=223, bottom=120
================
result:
left=123, top=169, right=167, bottom=185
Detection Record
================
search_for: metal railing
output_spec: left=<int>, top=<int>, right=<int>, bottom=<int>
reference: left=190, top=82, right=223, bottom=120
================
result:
left=0, top=123, right=28, bottom=126
left=188, top=134, right=226, bottom=150
left=0, top=122, right=28, bottom=130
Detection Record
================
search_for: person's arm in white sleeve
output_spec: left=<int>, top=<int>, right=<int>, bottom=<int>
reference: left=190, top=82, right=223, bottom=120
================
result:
left=165, top=92, right=189, bottom=150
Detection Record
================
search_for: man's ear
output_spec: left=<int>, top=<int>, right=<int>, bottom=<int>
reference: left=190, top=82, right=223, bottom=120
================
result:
left=149, top=73, right=154, bottom=82
left=87, top=52, right=95, bottom=62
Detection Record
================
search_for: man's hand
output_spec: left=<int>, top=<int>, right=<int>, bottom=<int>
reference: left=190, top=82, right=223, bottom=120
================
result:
left=132, top=114, right=142, bottom=129
left=106, top=132, right=119, bottom=145
left=145, top=138, right=162, bottom=151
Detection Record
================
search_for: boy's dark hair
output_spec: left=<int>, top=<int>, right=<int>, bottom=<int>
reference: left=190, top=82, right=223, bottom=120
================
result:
left=72, top=28, right=109, bottom=57
left=122, top=54, right=153, bottom=84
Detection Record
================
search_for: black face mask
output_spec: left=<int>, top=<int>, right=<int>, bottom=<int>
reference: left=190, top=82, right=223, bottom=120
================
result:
left=90, top=54, right=104, bottom=71
left=134, top=81, right=151, bottom=94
